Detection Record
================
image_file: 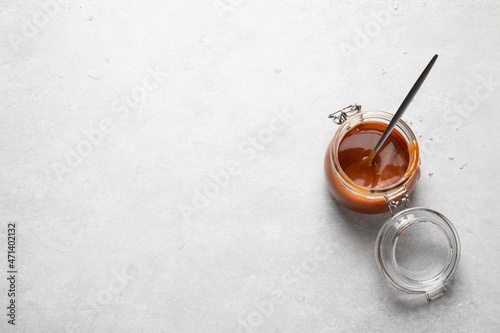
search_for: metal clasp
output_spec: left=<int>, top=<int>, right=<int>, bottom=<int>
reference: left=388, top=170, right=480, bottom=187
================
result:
left=328, top=104, right=362, bottom=124
left=385, top=186, right=409, bottom=215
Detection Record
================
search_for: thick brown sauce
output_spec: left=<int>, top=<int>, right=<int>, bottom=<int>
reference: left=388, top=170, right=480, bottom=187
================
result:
left=338, top=122, right=409, bottom=188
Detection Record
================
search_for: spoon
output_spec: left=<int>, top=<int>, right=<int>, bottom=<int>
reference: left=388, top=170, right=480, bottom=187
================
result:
left=363, top=54, right=439, bottom=166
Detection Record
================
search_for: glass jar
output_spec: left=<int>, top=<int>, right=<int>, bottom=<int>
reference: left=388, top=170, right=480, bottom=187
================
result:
left=324, top=105, right=420, bottom=214
left=325, top=104, right=461, bottom=301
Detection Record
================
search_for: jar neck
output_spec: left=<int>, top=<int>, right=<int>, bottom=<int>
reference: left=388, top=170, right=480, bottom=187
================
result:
left=330, top=111, right=420, bottom=197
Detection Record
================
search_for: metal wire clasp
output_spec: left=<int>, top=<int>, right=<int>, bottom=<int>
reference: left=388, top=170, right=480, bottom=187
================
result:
left=385, top=186, right=410, bottom=215
left=328, top=104, right=362, bottom=124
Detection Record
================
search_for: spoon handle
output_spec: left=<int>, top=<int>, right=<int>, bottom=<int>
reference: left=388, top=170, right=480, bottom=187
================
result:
left=372, top=54, right=438, bottom=155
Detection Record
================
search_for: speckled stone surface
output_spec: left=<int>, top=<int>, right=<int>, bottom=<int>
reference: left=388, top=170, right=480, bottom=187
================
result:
left=1, top=0, right=499, bottom=332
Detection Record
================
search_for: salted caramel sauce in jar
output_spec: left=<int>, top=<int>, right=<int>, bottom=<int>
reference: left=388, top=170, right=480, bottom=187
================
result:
left=324, top=105, right=461, bottom=301
left=324, top=105, right=420, bottom=214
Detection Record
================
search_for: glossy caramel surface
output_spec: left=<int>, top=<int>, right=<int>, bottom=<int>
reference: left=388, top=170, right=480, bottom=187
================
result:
left=338, top=122, right=409, bottom=189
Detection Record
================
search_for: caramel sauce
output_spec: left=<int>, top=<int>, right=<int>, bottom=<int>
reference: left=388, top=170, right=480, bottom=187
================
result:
left=338, top=122, right=409, bottom=189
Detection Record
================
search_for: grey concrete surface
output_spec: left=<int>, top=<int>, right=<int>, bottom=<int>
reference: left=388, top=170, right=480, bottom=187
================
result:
left=1, top=0, right=499, bottom=332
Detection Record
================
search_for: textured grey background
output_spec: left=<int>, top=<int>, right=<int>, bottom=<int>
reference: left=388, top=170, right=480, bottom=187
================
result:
left=1, top=0, right=499, bottom=332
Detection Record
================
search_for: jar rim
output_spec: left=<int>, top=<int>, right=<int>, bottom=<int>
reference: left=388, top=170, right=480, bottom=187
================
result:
left=329, top=110, right=420, bottom=196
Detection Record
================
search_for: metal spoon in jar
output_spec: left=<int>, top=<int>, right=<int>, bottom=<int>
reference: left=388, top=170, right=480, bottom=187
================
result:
left=363, top=54, right=439, bottom=167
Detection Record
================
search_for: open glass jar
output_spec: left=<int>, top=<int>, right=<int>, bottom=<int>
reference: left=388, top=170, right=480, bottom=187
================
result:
left=325, top=104, right=461, bottom=301
left=325, top=105, right=420, bottom=214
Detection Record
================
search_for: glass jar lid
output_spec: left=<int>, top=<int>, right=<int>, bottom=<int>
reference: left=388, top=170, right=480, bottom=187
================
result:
left=375, top=207, right=461, bottom=301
